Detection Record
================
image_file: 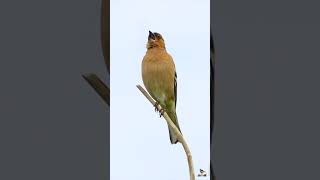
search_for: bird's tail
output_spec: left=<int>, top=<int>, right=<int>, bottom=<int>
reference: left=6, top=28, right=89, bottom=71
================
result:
left=167, top=110, right=182, bottom=144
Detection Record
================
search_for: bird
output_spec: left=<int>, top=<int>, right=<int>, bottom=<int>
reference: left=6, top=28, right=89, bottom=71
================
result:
left=141, top=30, right=182, bottom=144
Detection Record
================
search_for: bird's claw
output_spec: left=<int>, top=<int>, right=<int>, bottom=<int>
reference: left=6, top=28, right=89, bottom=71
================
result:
left=153, top=101, right=165, bottom=117
left=154, top=102, right=159, bottom=112
left=159, top=109, right=165, bottom=117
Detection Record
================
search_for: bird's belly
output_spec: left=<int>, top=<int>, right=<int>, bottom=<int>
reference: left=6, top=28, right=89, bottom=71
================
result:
left=142, top=65, right=172, bottom=105
left=147, top=74, right=168, bottom=103
left=150, top=84, right=167, bottom=104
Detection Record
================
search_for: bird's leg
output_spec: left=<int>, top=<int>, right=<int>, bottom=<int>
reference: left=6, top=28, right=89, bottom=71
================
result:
left=154, top=101, right=160, bottom=112
left=159, top=108, right=165, bottom=118
left=153, top=101, right=165, bottom=117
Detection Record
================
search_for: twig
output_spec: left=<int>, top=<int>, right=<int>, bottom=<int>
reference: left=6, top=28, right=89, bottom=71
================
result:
left=136, top=85, right=195, bottom=180
left=101, top=0, right=110, bottom=73
left=82, top=0, right=110, bottom=104
left=210, top=27, right=216, bottom=180
left=83, top=73, right=110, bottom=105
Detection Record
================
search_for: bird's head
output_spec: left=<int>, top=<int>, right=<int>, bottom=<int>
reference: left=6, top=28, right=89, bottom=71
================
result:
left=146, top=31, right=166, bottom=49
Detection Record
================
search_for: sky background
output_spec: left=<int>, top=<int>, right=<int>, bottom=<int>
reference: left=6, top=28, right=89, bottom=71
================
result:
left=110, top=0, right=210, bottom=179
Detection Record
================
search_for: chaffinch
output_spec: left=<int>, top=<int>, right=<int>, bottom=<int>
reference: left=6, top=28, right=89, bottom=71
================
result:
left=141, top=31, right=182, bottom=144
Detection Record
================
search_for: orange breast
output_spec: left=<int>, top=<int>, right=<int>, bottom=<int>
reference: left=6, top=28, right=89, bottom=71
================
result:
left=141, top=49, right=175, bottom=105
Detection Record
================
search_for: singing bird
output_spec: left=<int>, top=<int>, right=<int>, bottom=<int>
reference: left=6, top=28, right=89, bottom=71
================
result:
left=141, top=31, right=182, bottom=144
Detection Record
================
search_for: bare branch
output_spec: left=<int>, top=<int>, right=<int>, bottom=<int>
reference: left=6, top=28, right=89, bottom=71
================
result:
left=101, top=0, right=110, bottom=73
left=83, top=73, right=110, bottom=105
left=82, top=0, right=110, bottom=104
left=136, top=85, right=195, bottom=180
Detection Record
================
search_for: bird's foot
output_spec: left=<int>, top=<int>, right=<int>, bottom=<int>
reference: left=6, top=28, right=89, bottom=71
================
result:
left=159, top=108, right=165, bottom=118
left=154, top=102, right=160, bottom=112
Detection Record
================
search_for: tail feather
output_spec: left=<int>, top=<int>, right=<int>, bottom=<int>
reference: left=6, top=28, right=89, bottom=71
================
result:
left=167, top=110, right=182, bottom=144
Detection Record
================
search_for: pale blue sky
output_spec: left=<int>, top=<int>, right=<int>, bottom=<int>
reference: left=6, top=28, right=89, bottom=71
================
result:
left=110, top=0, right=210, bottom=179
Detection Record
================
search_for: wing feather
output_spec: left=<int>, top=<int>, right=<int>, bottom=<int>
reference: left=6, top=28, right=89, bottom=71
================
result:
left=174, top=72, right=177, bottom=108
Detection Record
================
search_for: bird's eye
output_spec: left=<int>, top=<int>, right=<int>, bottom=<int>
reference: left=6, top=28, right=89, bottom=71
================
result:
left=155, top=33, right=161, bottom=38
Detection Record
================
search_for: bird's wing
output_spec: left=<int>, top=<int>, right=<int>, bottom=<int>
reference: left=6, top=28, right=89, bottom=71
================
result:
left=174, top=72, right=177, bottom=108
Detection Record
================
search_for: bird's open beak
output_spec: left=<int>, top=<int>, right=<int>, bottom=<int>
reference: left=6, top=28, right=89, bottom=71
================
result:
left=148, top=30, right=156, bottom=40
